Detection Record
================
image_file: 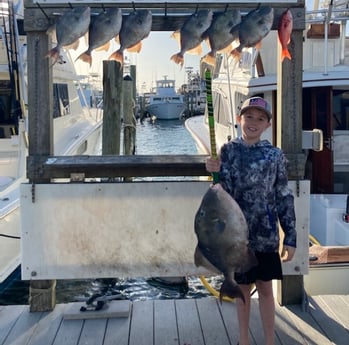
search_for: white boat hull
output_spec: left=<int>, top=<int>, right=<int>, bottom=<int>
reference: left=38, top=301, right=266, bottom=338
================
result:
left=0, top=119, right=102, bottom=284
left=146, top=102, right=185, bottom=120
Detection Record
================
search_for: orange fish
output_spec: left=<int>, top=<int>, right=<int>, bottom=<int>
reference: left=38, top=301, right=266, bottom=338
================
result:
left=278, top=9, right=293, bottom=61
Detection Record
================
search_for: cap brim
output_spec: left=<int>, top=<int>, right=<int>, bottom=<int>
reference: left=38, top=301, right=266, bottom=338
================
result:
left=240, top=106, right=272, bottom=120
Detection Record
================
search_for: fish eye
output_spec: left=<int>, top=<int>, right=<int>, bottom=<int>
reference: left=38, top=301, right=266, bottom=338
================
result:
left=199, top=209, right=205, bottom=217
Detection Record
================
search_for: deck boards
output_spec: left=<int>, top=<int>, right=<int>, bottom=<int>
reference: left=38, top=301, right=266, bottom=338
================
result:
left=0, top=295, right=348, bottom=345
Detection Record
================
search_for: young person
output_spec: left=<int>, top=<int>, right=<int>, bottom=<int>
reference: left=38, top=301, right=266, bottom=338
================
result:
left=205, top=97, right=297, bottom=345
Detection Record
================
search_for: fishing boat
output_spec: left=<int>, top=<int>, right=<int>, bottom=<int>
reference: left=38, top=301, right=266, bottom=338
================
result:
left=181, top=70, right=207, bottom=117
left=0, top=2, right=102, bottom=288
left=145, top=76, right=186, bottom=120
left=185, top=1, right=349, bottom=294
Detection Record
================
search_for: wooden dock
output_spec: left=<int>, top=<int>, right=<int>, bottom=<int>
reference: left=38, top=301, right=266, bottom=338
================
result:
left=0, top=295, right=348, bottom=345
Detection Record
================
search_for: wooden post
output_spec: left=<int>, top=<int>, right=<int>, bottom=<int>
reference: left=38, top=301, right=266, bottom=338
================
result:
left=130, top=64, right=137, bottom=106
left=123, top=75, right=136, bottom=160
left=102, top=61, right=122, bottom=156
left=276, top=28, right=308, bottom=306
left=26, top=29, right=56, bottom=312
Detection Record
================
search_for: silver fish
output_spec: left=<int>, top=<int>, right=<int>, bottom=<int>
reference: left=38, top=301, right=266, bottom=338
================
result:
left=194, top=183, right=257, bottom=303
left=77, top=8, right=123, bottom=66
left=47, top=7, right=91, bottom=64
left=201, top=10, right=241, bottom=67
left=231, top=6, right=274, bottom=61
left=109, top=9, right=152, bottom=66
left=171, top=9, right=213, bottom=67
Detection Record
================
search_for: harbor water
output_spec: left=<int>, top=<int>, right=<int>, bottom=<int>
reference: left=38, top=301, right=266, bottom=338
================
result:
left=0, top=118, right=222, bottom=305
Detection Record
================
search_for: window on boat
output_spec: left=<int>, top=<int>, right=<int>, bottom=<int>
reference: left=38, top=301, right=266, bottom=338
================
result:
left=154, top=97, right=161, bottom=101
left=212, top=91, right=231, bottom=127
left=0, top=80, right=20, bottom=137
left=53, top=83, right=70, bottom=118
left=333, top=90, right=349, bottom=130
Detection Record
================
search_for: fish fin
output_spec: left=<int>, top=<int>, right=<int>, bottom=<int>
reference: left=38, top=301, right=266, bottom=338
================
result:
left=95, top=42, right=111, bottom=52
left=230, top=48, right=241, bottom=61
left=170, top=53, right=184, bottom=67
left=255, top=41, right=262, bottom=51
left=201, top=53, right=216, bottom=68
left=108, top=50, right=124, bottom=66
left=205, top=38, right=211, bottom=51
left=115, top=35, right=120, bottom=44
left=76, top=52, right=92, bottom=66
left=219, top=277, right=245, bottom=304
left=281, top=48, right=292, bottom=61
left=218, top=44, right=233, bottom=54
left=171, top=30, right=181, bottom=42
left=127, top=41, right=142, bottom=53
left=194, top=246, right=221, bottom=274
left=187, top=44, right=203, bottom=56
left=46, top=47, right=60, bottom=64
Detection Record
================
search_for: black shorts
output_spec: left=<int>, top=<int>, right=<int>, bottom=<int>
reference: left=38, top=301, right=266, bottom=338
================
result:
left=234, top=251, right=283, bottom=285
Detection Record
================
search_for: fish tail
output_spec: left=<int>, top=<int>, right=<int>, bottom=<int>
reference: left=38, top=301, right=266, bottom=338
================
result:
left=77, top=52, right=92, bottom=66
left=230, top=48, right=241, bottom=61
left=281, top=48, right=292, bottom=61
left=170, top=53, right=184, bottom=67
left=108, top=51, right=124, bottom=66
left=46, top=47, right=60, bottom=64
left=219, top=278, right=245, bottom=304
left=201, top=53, right=216, bottom=67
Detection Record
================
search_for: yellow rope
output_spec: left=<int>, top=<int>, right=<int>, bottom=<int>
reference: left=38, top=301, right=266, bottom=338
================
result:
left=199, top=276, right=235, bottom=302
left=309, top=234, right=321, bottom=245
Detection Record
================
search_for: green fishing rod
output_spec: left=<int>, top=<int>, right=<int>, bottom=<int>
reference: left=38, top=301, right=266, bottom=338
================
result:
left=204, top=68, right=219, bottom=184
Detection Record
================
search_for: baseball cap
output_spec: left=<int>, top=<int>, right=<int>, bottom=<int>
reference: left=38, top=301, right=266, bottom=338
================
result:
left=239, top=97, right=272, bottom=120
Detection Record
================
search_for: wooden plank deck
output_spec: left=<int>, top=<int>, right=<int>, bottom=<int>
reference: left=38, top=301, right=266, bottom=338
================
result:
left=0, top=295, right=348, bottom=345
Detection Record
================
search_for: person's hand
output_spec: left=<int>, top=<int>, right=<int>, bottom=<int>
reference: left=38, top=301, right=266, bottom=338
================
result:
left=281, top=245, right=296, bottom=262
left=205, top=156, right=221, bottom=173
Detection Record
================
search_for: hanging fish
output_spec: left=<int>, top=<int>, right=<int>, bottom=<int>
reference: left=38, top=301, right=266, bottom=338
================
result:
left=278, top=9, right=293, bottom=62
left=201, top=9, right=241, bottom=67
left=171, top=9, right=213, bottom=67
left=231, top=6, right=274, bottom=61
left=108, top=9, right=152, bottom=66
left=76, top=8, right=123, bottom=66
left=47, top=7, right=91, bottom=64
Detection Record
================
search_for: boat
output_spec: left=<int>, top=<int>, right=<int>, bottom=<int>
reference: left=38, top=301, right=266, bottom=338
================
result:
left=145, top=76, right=186, bottom=120
left=0, top=2, right=102, bottom=287
left=181, top=70, right=207, bottom=117
left=185, top=1, right=349, bottom=294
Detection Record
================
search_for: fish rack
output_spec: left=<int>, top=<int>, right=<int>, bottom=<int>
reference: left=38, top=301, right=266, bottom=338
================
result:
left=23, top=0, right=306, bottom=181
left=22, top=0, right=307, bottom=311
left=25, top=1, right=305, bottom=32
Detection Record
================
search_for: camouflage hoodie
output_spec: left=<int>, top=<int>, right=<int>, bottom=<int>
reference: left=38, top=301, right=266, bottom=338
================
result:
left=219, top=137, right=297, bottom=253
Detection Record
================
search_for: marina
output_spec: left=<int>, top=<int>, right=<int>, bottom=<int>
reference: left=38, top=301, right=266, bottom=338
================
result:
left=0, top=1, right=348, bottom=344
left=0, top=295, right=348, bottom=345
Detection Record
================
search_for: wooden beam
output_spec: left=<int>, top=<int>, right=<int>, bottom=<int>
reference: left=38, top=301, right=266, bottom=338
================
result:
left=27, top=154, right=209, bottom=180
left=276, top=28, right=308, bottom=305
left=27, top=29, right=56, bottom=312
left=24, top=3, right=305, bottom=33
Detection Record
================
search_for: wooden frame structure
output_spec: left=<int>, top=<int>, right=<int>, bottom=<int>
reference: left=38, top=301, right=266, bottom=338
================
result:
left=22, top=1, right=307, bottom=310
